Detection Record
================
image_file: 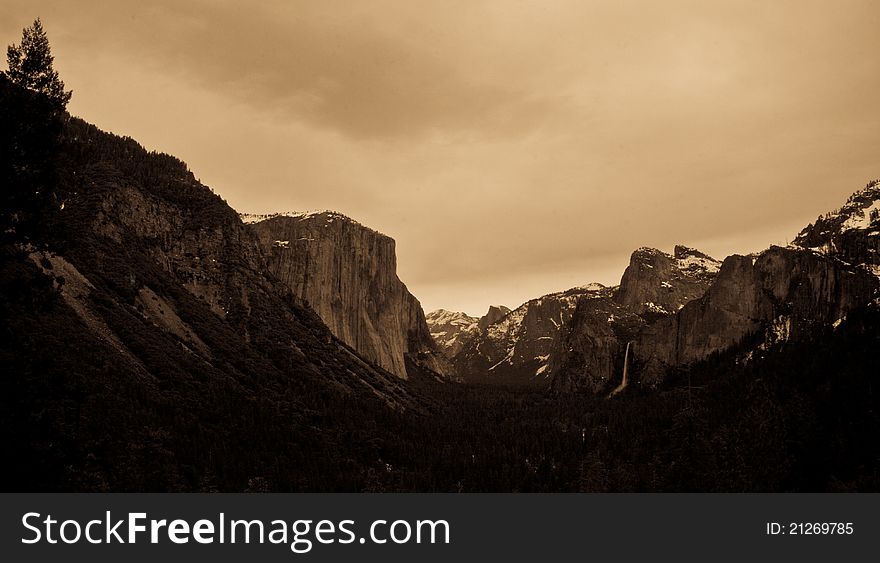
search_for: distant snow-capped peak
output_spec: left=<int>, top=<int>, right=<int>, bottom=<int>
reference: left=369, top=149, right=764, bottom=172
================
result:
left=426, top=309, right=481, bottom=354
left=426, top=309, right=479, bottom=329
left=792, top=179, right=880, bottom=248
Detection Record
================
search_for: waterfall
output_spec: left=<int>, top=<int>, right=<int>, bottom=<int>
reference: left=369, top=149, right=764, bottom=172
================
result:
left=608, top=340, right=633, bottom=398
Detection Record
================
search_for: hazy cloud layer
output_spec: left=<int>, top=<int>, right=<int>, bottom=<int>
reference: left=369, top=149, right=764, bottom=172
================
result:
left=3, top=0, right=879, bottom=314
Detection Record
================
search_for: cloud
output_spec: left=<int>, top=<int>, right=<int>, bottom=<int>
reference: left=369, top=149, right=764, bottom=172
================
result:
left=9, top=0, right=572, bottom=141
left=3, top=0, right=880, bottom=315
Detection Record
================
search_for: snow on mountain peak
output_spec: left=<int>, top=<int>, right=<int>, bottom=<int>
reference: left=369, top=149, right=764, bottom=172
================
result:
left=793, top=179, right=880, bottom=249
left=426, top=309, right=479, bottom=328
left=675, top=252, right=721, bottom=274
left=631, top=245, right=720, bottom=275
left=840, top=200, right=880, bottom=231
left=833, top=180, right=880, bottom=232
left=425, top=309, right=480, bottom=355
left=576, top=282, right=607, bottom=292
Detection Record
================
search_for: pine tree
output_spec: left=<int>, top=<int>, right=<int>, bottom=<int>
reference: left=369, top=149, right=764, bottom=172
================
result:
left=6, top=18, right=72, bottom=110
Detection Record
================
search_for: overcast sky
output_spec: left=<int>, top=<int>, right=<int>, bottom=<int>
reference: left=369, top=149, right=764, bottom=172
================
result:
left=3, top=1, right=879, bottom=315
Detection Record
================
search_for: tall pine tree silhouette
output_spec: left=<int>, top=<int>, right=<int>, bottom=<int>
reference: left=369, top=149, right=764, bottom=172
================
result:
left=6, top=18, right=71, bottom=110
left=2, top=18, right=70, bottom=244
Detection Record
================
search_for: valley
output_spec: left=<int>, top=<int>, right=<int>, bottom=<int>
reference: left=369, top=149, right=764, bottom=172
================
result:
left=2, top=65, right=880, bottom=492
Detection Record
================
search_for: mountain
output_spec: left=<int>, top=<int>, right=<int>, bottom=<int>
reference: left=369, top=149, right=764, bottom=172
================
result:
left=425, top=304, right=512, bottom=358
left=448, top=244, right=721, bottom=386
left=792, top=179, right=880, bottom=274
left=447, top=283, right=595, bottom=383
left=478, top=305, right=512, bottom=330
left=448, top=245, right=721, bottom=386
left=548, top=248, right=721, bottom=393
left=453, top=287, right=595, bottom=384
left=242, top=211, right=446, bottom=380
left=4, top=67, right=879, bottom=492
left=616, top=245, right=721, bottom=314
left=0, top=76, right=420, bottom=491
left=425, top=309, right=480, bottom=357
left=635, top=246, right=878, bottom=385
left=636, top=181, right=880, bottom=379
left=552, top=180, right=880, bottom=394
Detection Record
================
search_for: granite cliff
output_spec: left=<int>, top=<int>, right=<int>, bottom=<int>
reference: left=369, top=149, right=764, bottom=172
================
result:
left=549, top=248, right=721, bottom=392
left=243, top=212, right=446, bottom=380
left=616, top=245, right=720, bottom=314
left=451, top=285, right=607, bottom=383
left=552, top=180, right=880, bottom=393
left=479, top=305, right=512, bottom=331
left=450, top=245, right=722, bottom=386
left=1, top=76, right=422, bottom=489
left=34, top=119, right=416, bottom=409
left=634, top=246, right=879, bottom=385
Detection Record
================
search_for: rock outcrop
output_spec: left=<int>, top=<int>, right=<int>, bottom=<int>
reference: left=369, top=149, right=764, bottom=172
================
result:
left=634, top=246, right=879, bottom=385
left=2, top=80, right=426, bottom=490
left=244, top=212, right=445, bottom=380
left=548, top=294, right=637, bottom=393
left=549, top=248, right=719, bottom=393
left=478, top=305, right=511, bottom=331
left=616, top=246, right=720, bottom=314
left=792, top=179, right=880, bottom=275
left=43, top=119, right=417, bottom=410
left=453, top=245, right=722, bottom=387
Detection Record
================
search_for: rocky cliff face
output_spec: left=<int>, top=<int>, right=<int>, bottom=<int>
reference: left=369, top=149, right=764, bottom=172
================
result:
left=635, top=246, right=879, bottom=385
left=616, top=245, right=720, bottom=314
left=632, top=182, right=880, bottom=386
left=453, top=245, right=721, bottom=386
left=547, top=294, right=639, bottom=393
left=792, top=179, right=880, bottom=275
left=244, top=212, right=445, bottom=380
left=43, top=119, right=416, bottom=410
left=553, top=181, right=880, bottom=394
left=2, top=96, right=426, bottom=490
left=478, top=305, right=511, bottom=331
left=452, top=284, right=609, bottom=383
left=549, top=247, right=720, bottom=393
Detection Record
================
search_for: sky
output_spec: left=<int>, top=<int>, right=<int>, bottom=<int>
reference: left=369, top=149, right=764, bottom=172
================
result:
left=2, top=1, right=879, bottom=316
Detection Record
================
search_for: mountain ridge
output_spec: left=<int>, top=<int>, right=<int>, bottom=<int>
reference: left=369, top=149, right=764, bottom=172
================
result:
left=1, top=75, right=425, bottom=490
left=552, top=182, right=880, bottom=394
left=448, top=244, right=721, bottom=386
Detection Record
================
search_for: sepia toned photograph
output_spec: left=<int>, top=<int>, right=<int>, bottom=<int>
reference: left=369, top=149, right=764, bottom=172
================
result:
left=2, top=1, right=879, bottom=493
